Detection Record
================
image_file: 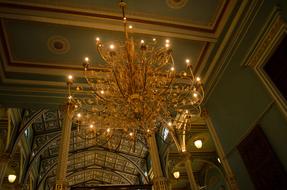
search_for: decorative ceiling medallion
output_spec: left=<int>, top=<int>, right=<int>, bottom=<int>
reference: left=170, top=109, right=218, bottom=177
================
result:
left=47, top=36, right=70, bottom=54
left=166, top=0, right=188, bottom=9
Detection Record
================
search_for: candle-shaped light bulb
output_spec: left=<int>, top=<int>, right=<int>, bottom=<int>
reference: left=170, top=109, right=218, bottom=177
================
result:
left=170, top=66, right=175, bottom=71
left=110, top=44, right=115, bottom=50
left=67, top=75, right=73, bottom=84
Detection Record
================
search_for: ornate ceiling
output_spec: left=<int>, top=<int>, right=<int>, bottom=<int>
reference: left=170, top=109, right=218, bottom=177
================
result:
left=0, top=0, right=242, bottom=107
left=0, top=0, right=248, bottom=189
left=26, top=109, right=148, bottom=189
left=21, top=108, right=218, bottom=189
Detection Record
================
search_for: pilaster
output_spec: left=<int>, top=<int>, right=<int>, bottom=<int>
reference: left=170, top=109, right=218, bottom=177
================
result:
left=54, top=103, right=74, bottom=190
left=147, top=133, right=168, bottom=190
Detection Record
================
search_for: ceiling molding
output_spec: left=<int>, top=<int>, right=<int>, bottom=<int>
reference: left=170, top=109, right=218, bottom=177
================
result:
left=0, top=1, right=221, bottom=41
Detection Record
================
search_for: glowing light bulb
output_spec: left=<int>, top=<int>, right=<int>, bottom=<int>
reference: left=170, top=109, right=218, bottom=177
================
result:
left=170, top=67, right=175, bottom=71
left=110, top=44, right=115, bottom=50
left=107, top=128, right=110, bottom=132
left=128, top=25, right=133, bottom=29
left=100, top=90, right=104, bottom=94
left=185, top=110, right=189, bottom=114
left=185, top=59, right=190, bottom=64
left=84, top=57, right=89, bottom=62
left=96, top=37, right=100, bottom=42
left=74, top=105, right=78, bottom=108
left=173, top=171, right=180, bottom=179
left=152, top=38, right=156, bottom=41
left=129, top=132, right=133, bottom=136
left=165, top=39, right=170, bottom=43
left=168, top=122, right=172, bottom=126
left=8, top=174, right=16, bottom=183
left=147, top=129, right=150, bottom=133
left=140, top=39, right=145, bottom=44
left=194, top=139, right=203, bottom=149
left=89, top=124, right=94, bottom=129
left=165, top=43, right=170, bottom=48
left=123, top=17, right=127, bottom=21
left=196, top=77, right=201, bottom=82
left=67, top=75, right=73, bottom=80
left=193, top=93, right=198, bottom=98
left=68, top=95, right=72, bottom=100
left=217, top=157, right=221, bottom=163
left=77, top=113, right=81, bottom=118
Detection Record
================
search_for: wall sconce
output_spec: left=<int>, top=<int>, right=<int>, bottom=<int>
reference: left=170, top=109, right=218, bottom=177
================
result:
left=8, top=174, right=17, bottom=183
left=173, top=171, right=180, bottom=179
left=194, top=139, right=203, bottom=149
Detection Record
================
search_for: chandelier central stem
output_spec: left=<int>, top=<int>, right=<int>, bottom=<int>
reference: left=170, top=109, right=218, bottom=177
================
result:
left=119, top=0, right=129, bottom=40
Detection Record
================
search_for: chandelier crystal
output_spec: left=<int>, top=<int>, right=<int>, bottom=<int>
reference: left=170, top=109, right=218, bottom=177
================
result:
left=67, top=0, right=204, bottom=139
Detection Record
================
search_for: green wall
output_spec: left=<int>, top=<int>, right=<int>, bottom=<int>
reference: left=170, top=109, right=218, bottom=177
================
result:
left=206, top=0, right=287, bottom=189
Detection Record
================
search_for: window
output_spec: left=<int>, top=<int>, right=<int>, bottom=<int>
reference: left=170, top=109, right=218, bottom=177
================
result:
left=263, top=35, right=287, bottom=101
left=162, top=127, right=169, bottom=140
left=24, top=129, right=28, bottom=137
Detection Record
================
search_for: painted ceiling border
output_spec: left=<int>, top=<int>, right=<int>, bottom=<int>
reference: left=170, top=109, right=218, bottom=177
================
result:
left=0, top=0, right=229, bottom=32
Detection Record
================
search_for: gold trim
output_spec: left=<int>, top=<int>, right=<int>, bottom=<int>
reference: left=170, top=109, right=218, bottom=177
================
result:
left=0, top=0, right=236, bottom=41
left=0, top=0, right=225, bottom=30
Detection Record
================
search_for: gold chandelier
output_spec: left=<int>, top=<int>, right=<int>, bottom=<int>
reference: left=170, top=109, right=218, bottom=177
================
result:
left=66, top=0, right=204, bottom=139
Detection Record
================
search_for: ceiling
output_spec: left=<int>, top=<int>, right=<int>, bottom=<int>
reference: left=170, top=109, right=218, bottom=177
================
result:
left=0, top=0, right=241, bottom=107
left=0, top=0, right=244, bottom=189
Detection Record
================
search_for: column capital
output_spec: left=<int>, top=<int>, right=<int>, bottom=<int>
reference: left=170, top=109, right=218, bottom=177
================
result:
left=153, top=177, right=168, bottom=190
left=55, top=180, right=69, bottom=190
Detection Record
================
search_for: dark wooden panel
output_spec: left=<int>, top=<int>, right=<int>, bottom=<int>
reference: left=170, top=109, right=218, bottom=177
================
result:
left=238, top=126, right=287, bottom=190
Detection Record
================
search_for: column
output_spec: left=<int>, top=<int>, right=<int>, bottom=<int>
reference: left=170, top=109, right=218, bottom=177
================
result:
left=54, top=103, right=74, bottom=190
left=0, top=153, right=10, bottom=188
left=147, top=132, right=168, bottom=190
left=184, top=153, right=199, bottom=190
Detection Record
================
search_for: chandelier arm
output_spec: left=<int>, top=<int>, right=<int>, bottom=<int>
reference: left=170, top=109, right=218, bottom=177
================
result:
left=111, top=69, right=127, bottom=99
left=83, top=70, right=108, bottom=101
left=157, top=55, right=176, bottom=96
left=158, top=75, right=175, bottom=97
left=187, top=66, right=195, bottom=81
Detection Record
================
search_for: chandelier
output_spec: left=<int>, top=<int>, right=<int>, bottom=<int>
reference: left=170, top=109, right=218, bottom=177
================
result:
left=66, top=0, right=204, bottom=139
